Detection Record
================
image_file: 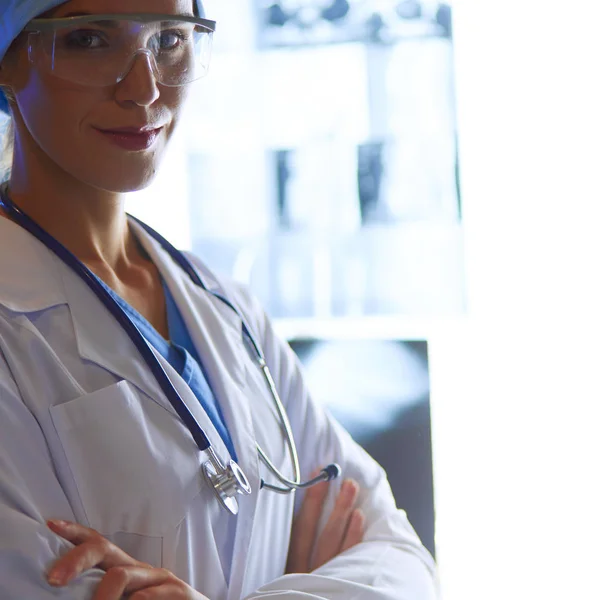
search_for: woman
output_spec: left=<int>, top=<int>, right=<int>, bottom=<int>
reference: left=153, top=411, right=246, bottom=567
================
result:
left=0, top=0, right=438, bottom=598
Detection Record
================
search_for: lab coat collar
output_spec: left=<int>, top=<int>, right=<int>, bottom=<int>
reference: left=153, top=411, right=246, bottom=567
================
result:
left=0, top=216, right=68, bottom=312
left=0, top=216, right=184, bottom=455
left=0, top=214, right=184, bottom=419
left=0, top=210, right=226, bottom=310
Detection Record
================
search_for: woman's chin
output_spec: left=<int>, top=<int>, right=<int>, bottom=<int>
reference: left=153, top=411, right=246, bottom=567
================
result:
left=79, top=160, right=161, bottom=194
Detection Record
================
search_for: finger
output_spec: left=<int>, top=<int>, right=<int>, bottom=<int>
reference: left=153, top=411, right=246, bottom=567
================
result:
left=46, top=521, right=141, bottom=586
left=286, top=469, right=330, bottom=573
left=47, top=520, right=106, bottom=547
left=288, top=470, right=329, bottom=572
left=340, top=508, right=365, bottom=553
left=47, top=521, right=107, bottom=587
left=312, top=479, right=359, bottom=570
left=47, top=542, right=109, bottom=587
left=93, top=566, right=171, bottom=600
left=47, top=520, right=145, bottom=569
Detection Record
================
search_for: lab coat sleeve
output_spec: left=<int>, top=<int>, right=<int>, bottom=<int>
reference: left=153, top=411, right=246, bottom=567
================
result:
left=0, top=352, right=104, bottom=599
left=229, top=284, right=439, bottom=600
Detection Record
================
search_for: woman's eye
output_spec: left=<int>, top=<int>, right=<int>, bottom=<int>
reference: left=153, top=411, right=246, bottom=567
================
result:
left=157, top=31, right=187, bottom=50
left=64, top=30, right=106, bottom=50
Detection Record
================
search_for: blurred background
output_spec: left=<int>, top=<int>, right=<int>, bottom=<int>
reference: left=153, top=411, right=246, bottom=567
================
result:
left=130, top=0, right=463, bottom=319
left=192, top=0, right=461, bottom=319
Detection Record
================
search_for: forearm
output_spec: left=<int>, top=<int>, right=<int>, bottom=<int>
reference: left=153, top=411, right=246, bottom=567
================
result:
left=260, top=321, right=437, bottom=597
left=243, top=546, right=437, bottom=600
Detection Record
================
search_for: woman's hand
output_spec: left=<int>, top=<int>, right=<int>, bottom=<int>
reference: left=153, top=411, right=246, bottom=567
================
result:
left=45, top=520, right=208, bottom=600
left=286, top=472, right=366, bottom=574
left=45, top=472, right=365, bottom=593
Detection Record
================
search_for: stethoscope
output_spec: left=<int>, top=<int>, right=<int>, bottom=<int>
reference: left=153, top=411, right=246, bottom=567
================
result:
left=0, top=184, right=340, bottom=515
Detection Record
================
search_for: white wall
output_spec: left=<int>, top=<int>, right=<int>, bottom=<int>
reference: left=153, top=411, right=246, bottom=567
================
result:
left=431, top=1, right=591, bottom=597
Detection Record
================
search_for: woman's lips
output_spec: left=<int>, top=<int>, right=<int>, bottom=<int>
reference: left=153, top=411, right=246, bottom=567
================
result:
left=95, top=127, right=163, bottom=151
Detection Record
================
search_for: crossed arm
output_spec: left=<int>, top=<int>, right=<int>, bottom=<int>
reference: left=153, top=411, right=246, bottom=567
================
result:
left=0, top=371, right=436, bottom=599
left=0, top=279, right=437, bottom=599
left=0, top=352, right=367, bottom=599
left=43, top=475, right=365, bottom=599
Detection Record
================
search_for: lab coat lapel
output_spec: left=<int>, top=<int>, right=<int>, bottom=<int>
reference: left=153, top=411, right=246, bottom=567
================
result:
left=130, top=223, right=261, bottom=596
left=58, top=261, right=175, bottom=415
left=0, top=217, right=178, bottom=415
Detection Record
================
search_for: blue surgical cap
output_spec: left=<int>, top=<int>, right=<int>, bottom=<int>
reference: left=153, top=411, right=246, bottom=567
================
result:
left=0, top=0, right=206, bottom=114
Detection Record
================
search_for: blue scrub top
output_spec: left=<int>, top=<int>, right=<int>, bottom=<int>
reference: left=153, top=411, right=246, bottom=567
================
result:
left=95, top=276, right=238, bottom=462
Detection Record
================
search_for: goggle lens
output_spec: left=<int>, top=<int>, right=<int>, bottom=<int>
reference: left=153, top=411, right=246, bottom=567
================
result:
left=29, top=17, right=213, bottom=87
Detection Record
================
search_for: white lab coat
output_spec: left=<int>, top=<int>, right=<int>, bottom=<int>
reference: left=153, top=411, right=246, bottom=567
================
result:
left=0, top=216, right=438, bottom=599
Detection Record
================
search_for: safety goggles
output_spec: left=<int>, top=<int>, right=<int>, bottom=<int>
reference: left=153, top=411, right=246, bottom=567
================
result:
left=22, top=13, right=216, bottom=88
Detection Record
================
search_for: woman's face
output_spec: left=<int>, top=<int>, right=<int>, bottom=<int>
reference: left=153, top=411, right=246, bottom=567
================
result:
left=1, top=0, right=195, bottom=193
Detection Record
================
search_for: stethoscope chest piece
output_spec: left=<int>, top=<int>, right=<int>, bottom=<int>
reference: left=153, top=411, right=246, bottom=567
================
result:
left=203, top=456, right=252, bottom=515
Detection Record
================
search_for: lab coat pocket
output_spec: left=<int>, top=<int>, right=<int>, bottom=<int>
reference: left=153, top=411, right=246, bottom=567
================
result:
left=50, top=380, right=205, bottom=540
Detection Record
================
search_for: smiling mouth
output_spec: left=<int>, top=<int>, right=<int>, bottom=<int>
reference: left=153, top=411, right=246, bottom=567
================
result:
left=94, top=127, right=164, bottom=152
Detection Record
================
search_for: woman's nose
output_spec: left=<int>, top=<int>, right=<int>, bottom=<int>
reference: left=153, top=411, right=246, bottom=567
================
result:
left=115, top=51, right=161, bottom=107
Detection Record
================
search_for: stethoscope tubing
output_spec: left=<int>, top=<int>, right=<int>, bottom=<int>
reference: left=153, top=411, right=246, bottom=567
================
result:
left=131, top=217, right=306, bottom=491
